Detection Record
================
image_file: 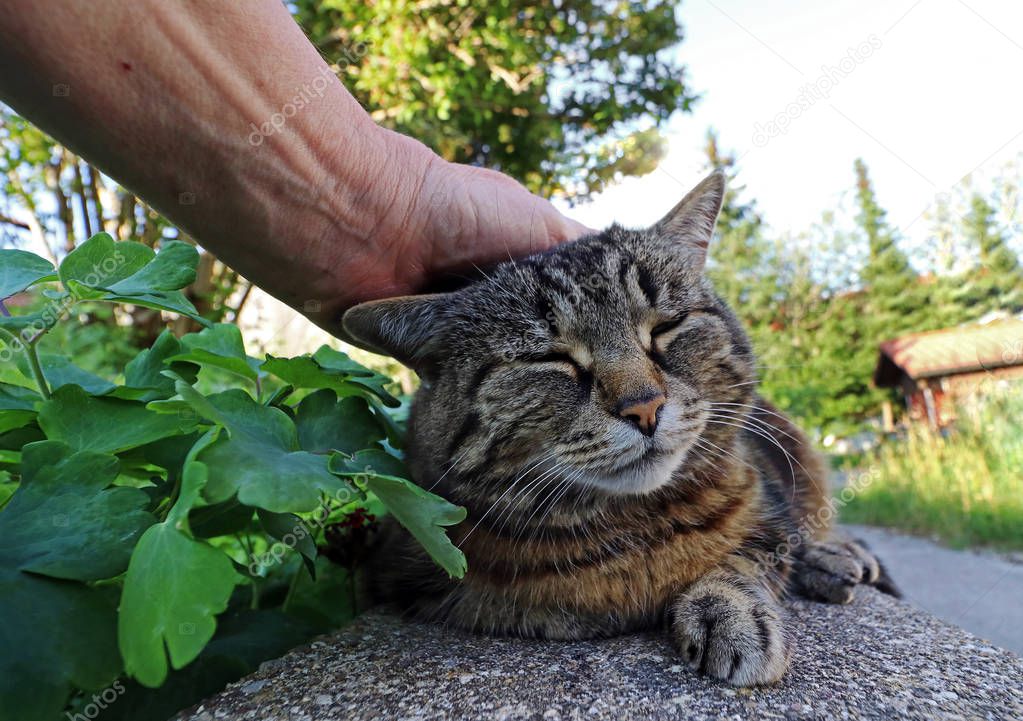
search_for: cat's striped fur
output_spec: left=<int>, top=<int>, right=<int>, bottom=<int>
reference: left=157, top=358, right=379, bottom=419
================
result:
left=343, top=172, right=898, bottom=686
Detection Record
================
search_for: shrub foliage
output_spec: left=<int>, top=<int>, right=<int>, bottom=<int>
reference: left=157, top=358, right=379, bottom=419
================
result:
left=0, top=233, right=465, bottom=721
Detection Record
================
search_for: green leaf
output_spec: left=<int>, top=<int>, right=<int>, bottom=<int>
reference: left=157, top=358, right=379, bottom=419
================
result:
left=368, top=396, right=407, bottom=449
left=38, top=384, right=198, bottom=453
left=154, top=376, right=229, bottom=428
left=330, top=447, right=409, bottom=478
left=257, top=508, right=317, bottom=577
left=177, top=388, right=354, bottom=513
left=0, top=381, right=40, bottom=411
left=262, top=383, right=295, bottom=408
left=0, top=308, right=57, bottom=334
left=134, top=432, right=203, bottom=485
left=56, top=234, right=208, bottom=322
left=106, top=240, right=199, bottom=295
left=0, top=384, right=39, bottom=434
left=189, top=498, right=254, bottom=539
left=0, top=441, right=152, bottom=720
left=294, top=389, right=386, bottom=454
left=0, top=249, right=55, bottom=298
left=311, top=345, right=380, bottom=377
left=59, top=233, right=197, bottom=294
left=330, top=449, right=467, bottom=578
left=0, top=429, right=38, bottom=456
left=10, top=352, right=116, bottom=395
left=99, top=608, right=317, bottom=721
left=262, top=347, right=399, bottom=407
left=59, top=233, right=154, bottom=289
left=98, top=289, right=209, bottom=326
left=34, top=354, right=116, bottom=394
left=119, top=460, right=242, bottom=687
left=0, top=474, right=14, bottom=510
left=167, top=323, right=260, bottom=381
left=0, top=575, right=121, bottom=721
left=5, top=441, right=154, bottom=580
left=114, top=330, right=200, bottom=401
left=0, top=410, right=35, bottom=435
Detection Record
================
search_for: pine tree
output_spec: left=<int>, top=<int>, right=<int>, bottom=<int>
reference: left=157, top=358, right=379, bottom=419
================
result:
left=957, top=193, right=1023, bottom=314
left=855, top=158, right=913, bottom=296
left=850, top=160, right=929, bottom=422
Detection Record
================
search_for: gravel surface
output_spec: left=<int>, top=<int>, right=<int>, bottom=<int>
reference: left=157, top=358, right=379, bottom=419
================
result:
left=179, top=588, right=1022, bottom=721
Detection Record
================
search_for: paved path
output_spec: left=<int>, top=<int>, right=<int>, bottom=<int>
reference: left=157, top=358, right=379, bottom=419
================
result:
left=847, top=524, right=1023, bottom=655
left=180, top=590, right=1022, bottom=720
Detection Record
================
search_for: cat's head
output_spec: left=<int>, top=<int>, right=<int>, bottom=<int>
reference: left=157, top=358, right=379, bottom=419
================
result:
left=343, top=172, right=756, bottom=497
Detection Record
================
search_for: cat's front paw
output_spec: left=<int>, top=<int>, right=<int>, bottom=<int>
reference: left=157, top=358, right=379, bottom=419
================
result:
left=668, top=575, right=789, bottom=686
left=791, top=538, right=901, bottom=604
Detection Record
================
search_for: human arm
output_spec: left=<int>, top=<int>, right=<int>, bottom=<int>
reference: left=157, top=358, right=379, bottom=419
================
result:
left=0, top=0, right=588, bottom=329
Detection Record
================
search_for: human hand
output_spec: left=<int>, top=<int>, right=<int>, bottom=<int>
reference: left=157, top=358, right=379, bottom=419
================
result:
left=332, top=131, right=592, bottom=320
left=415, top=158, right=593, bottom=286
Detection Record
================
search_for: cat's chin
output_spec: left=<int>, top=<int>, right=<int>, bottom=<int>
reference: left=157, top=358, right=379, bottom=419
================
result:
left=573, top=445, right=690, bottom=496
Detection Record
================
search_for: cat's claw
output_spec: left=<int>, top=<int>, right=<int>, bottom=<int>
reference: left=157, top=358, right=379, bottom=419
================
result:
left=792, top=538, right=901, bottom=603
left=668, top=575, right=790, bottom=686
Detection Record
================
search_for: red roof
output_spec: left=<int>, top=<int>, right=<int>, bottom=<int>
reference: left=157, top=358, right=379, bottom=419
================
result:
left=873, top=318, right=1023, bottom=386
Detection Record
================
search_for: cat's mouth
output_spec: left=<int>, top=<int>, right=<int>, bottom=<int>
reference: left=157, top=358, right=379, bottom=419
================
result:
left=549, top=405, right=704, bottom=496
left=572, top=441, right=692, bottom=496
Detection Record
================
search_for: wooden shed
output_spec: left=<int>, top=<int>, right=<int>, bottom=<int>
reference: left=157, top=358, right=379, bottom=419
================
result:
left=873, top=317, right=1023, bottom=429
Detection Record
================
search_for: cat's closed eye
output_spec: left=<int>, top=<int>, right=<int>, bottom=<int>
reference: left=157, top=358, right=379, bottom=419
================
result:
left=651, top=308, right=718, bottom=343
left=651, top=317, right=687, bottom=337
left=525, top=352, right=593, bottom=394
left=528, top=351, right=584, bottom=372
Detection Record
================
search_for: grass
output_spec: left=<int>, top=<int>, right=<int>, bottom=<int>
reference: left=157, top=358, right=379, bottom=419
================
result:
left=839, top=387, right=1023, bottom=550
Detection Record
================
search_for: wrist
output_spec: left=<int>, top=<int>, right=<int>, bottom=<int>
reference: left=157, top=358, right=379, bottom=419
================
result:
left=303, top=123, right=439, bottom=311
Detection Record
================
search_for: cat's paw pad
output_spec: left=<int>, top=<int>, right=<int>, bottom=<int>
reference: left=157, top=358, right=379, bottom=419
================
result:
left=669, top=579, right=789, bottom=686
left=792, top=540, right=880, bottom=604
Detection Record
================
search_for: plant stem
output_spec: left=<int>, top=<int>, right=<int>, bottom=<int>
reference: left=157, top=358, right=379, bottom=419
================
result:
left=282, top=563, right=302, bottom=614
left=250, top=578, right=261, bottom=610
left=24, top=341, right=51, bottom=400
left=349, top=567, right=359, bottom=616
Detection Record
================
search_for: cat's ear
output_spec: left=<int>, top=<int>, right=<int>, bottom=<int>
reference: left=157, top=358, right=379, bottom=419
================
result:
left=650, top=170, right=725, bottom=267
left=341, top=294, right=449, bottom=371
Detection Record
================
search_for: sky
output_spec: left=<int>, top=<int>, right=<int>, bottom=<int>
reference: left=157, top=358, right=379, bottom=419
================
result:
left=559, top=0, right=1023, bottom=253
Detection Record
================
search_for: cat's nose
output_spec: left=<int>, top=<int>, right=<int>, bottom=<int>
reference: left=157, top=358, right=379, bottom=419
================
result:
left=615, top=392, right=666, bottom=436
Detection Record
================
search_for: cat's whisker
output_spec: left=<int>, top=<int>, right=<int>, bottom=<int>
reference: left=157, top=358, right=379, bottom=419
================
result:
left=492, top=459, right=568, bottom=538
left=726, top=413, right=813, bottom=483
left=533, top=466, right=584, bottom=538
left=513, top=466, right=575, bottom=543
left=708, top=404, right=804, bottom=445
left=704, top=414, right=809, bottom=502
left=705, top=412, right=806, bottom=473
left=692, top=435, right=760, bottom=476
left=705, top=417, right=799, bottom=503
left=457, top=450, right=558, bottom=546
left=471, top=262, right=519, bottom=299
left=724, top=379, right=761, bottom=389
left=495, top=455, right=568, bottom=524
left=428, top=448, right=473, bottom=491
left=529, top=471, right=583, bottom=549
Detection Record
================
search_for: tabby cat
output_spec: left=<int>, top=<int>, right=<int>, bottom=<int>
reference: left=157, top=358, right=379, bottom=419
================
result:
left=343, top=172, right=898, bottom=686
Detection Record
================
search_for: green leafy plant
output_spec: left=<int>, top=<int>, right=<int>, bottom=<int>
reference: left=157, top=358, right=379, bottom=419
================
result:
left=0, top=233, right=466, bottom=721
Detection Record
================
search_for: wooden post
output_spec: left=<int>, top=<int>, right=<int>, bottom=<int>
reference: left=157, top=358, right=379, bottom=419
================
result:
left=922, top=386, right=939, bottom=431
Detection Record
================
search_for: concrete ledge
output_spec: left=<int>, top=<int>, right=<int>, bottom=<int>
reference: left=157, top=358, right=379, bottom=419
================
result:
left=180, top=588, right=1022, bottom=720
